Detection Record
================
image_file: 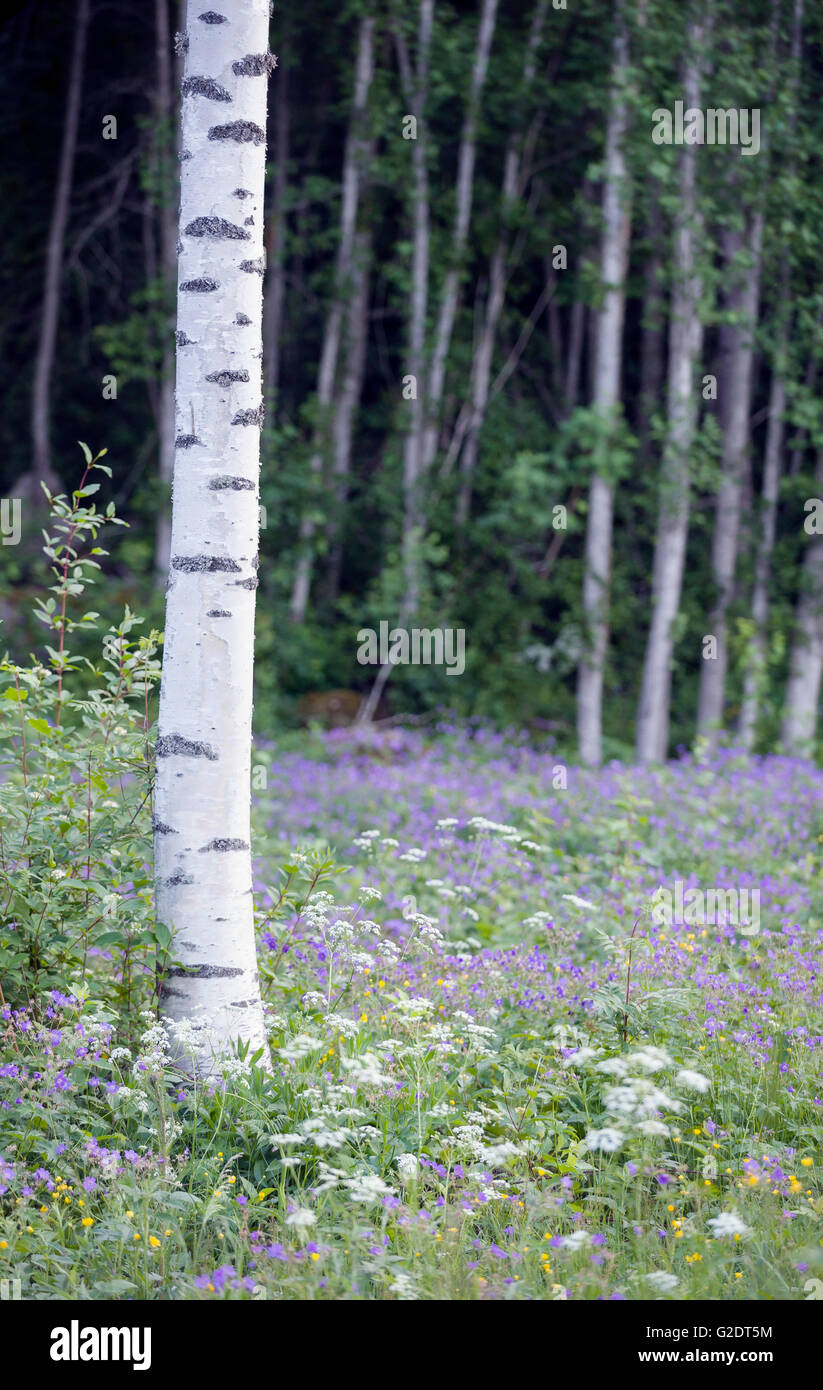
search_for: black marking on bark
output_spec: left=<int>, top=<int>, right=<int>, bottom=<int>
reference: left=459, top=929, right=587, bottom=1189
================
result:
left=231, top=404, right=264, bottom=426
left=233, top=576, right=258, bottom=590
left=198, top=10, right=227, bottom=21
left=172, top=554, right=241, bottom=573
left=234, top=312, right=252, bottom=326
left=243, top=216, right=254, bottom=226
left=182, top=75, right=232, bottom=102
left=185, top=215, right=249, bottom=241
left=180, top=277, right=219, bottom=292
left=153, top=818, right=178, bottom=835
left=176, top=239, right=183, bottom=255
left=199, top=838, right=249, bottom=852
left=174, top=31, right=189, bottom=54
left=164, top=870, right=194, bottom=887
left=233, top=188, right=252, bottom=199
left=156, top=734, right=218, bottom=760
left=207, top=609, right=232, bottom=618
left=175, top=331, right=193, bottom=347
left=180, top=149, right=192, bottom=161
left=159, top=984, right=186, bottom=1000
left=167, top=964, right=244, bottom=979
left=232, top=52, right=277, bottom=76
left=175, top=434, right=204, bottom=449
left=205, top=368, right=250, bottom=386
left=209, top=475, right=255, bottom=491
left=208, top=121, right=265, bottom=145
left=239, top=257, right=265, bottom=276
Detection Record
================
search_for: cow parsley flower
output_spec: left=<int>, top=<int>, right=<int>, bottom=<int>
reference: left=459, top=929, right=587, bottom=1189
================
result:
left=635, top=1119, right=670, bottom=1138
left=584, top=1127, right=624, bottom=1153
left=629, top=1046, right=673, bottom=1073
left=707, top=1212, right=750, bottom=1238
left=285, top=1207, right=316, bottom=1229
left=345, top=1173, right=396, bottom=1204
left=560, top=1230, right=592, bottom=1250
left=396, top=1153, right=418, bottom=1184
left=676, top=1068, right=711, bottom=1093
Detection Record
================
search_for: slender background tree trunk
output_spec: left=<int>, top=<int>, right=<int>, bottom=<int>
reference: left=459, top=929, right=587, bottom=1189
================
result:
left=782, top=448, right=823, bottom=754
left=696, top=213, right=764, bottom=743
left=456, top=0, right=546, bottom=528
left=636, top=16, right=707, bottom=764
left=577, top=0, right=632, bottom=768
left=290, top=14, right=375, bottom=624
left=153, top=0, right=181, bottom=584
left=30, top=0, right=90, bottom=495
left=262, top=22, right=289, bottom=418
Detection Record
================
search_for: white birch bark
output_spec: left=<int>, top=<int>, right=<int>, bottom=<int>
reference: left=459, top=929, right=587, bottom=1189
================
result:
left=456, top=0, right=546, bottom=528
left=325, top=225, right=372, bottom=603
left=400, top=0, right=434, bottom=620
left=155, top=0, right=274, bottom=1074
left=358, top=1, right=433, bottom=723
left=420, top=0, right=499, bottom=479
left=636, top=185, right=665, bottom=468
left=154, top=0, right=181, bottom=583
left=782, top=449, right=823, bottom=754
left=30, top=0, right=90, bottom=491
left=290, top=15, right=375, bottom=624
left=635, top=25, right=706, bottom=764
left=576, top=0, right=632, bottom=768
left=738, top=0, right=803, bottom=749
left=736, top=364, right=784, bottom=749
left=262, top=42, right=289, bottom=413
left=696, top=211, right=764, bottom=742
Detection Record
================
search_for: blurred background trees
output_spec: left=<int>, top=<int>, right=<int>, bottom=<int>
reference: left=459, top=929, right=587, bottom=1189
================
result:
left=2, top=0, right=823, bottom=762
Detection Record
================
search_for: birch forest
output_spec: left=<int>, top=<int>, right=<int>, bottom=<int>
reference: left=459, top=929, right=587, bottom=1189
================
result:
left=2, top=0, right=823, bottom=1320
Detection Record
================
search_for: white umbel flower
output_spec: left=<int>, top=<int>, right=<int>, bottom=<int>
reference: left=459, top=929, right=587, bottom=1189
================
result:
left=676, top=1068, right=711, bottom=1093
left=584, top=1126, right=624, bottom=1152
left=396, top=1153, right=418, bottom=1184
left=285, top=1207, right=316, bottom=1229
left=707, top=1211, right=750, bottom=1238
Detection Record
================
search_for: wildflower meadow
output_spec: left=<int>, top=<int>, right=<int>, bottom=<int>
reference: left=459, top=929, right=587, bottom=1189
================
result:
left=3, top=695, right=822, bottom=1304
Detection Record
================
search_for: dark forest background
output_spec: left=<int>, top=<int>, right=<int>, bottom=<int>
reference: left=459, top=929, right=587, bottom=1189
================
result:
left=2, top=0, right=823, bottom=763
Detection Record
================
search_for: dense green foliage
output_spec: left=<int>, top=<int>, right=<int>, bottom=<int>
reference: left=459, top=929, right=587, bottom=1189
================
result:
left=2, top=1, right=823, bottom=747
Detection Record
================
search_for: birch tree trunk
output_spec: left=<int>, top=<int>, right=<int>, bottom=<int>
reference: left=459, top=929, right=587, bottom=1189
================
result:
left=737, top=0, right=804, bottom=749
left=30, top=0, right=90, bottom=493
left=456, top=0, right=546, bottom=528
left=636, top=184, right=665, bottom=469
left=290, top=14, right=375, bottom=624
left=358, top=0, right=433, bottom=724
left=325, top=224, right=372, bottom=604
left=262, top=39, right=289, bottom=415
left=153, top=0, right=181, bottom=584
left=420, top=0, right=499, bottom=479
left=576, top=0, right=632, bottom=768
left=635, top=22, right=706, bottom=764
left=155, top=0, right=274, bottom=1074
left=736, top=362, right=785, bottom=748
left=696, top=211, right=764, bottom=742
left=782, top=448, right=823, bottom=754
